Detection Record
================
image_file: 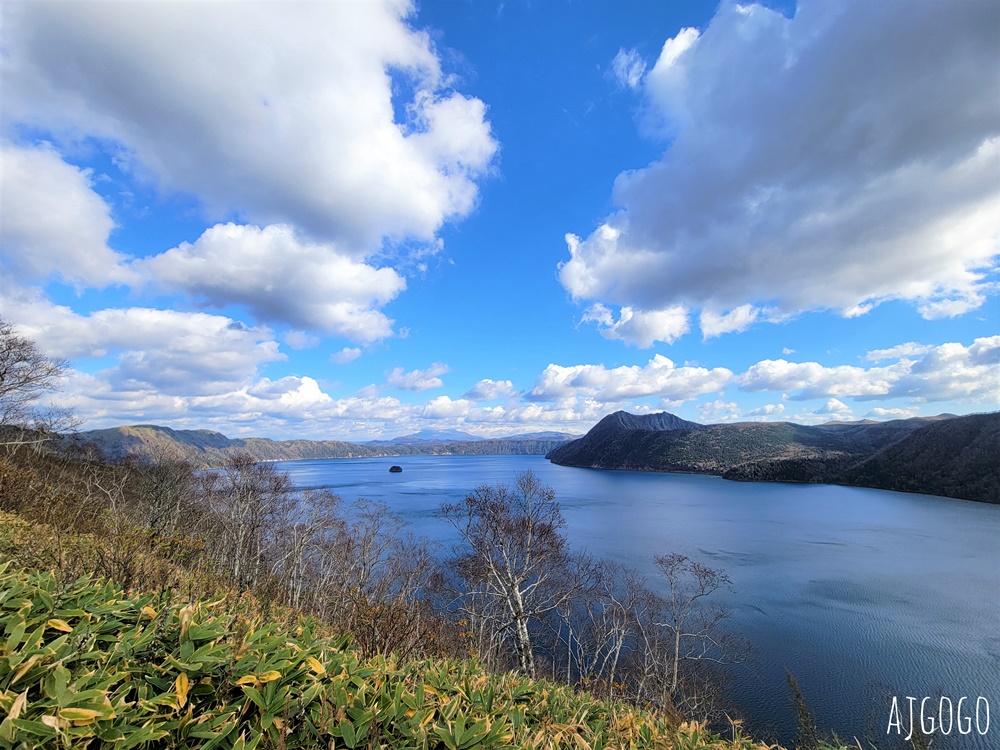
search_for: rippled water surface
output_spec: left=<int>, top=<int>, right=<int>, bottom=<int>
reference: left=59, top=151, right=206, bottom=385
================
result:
left=277, top=454, right=1000, bottom=748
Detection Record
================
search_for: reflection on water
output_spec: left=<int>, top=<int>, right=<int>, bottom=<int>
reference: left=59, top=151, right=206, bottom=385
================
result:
left=277, top=454, right=1000, bottom=749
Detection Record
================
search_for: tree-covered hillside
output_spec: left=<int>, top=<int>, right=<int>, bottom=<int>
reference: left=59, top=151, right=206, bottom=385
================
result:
left=548, top=411, right=999, bottom=503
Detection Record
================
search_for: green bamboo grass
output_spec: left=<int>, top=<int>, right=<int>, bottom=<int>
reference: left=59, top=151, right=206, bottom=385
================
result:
left=0, top=564, right=798, bottom=750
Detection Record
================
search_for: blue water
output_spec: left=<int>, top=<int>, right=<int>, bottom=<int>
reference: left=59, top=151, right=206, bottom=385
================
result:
left=276, top=454, right=1000, bottom=749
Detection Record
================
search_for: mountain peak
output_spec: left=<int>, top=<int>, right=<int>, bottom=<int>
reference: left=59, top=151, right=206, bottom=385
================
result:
left=598, top=411, right=702, bottom=432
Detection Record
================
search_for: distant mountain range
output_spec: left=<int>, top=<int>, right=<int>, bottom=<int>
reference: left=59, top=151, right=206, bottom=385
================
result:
left=68, top=424, right=576, bottom=468
left=546, top=410, right=999, bottom=503
left=368, top=428, right=484, bottom=445
left=367, top=429, right=578, bottom=445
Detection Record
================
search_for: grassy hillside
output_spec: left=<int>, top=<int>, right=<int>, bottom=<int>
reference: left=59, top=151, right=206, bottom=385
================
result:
left=0, top=564, right=797, bottom=750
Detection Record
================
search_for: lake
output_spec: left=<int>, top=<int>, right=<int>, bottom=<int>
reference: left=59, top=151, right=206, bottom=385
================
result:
left=276, top=453, right=1000, bottom=749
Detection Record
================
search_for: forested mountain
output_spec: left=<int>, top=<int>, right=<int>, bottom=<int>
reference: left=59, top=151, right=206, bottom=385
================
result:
left=70, top=424, right=571, bottom=468
left=547, top=411, right=999, bottom=503
left=801, top=412, right=998, bottom=503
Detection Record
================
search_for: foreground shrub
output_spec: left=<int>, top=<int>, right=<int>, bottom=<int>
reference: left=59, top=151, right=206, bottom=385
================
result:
left=0, top=564, right=786, bottom=749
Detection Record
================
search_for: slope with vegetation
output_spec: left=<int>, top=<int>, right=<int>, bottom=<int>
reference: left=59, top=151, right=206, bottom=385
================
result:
left=547, top=411, right=999, bottom=503
left=0, top=438, right=747, bottom=721
left=0, top=563, right=786, bottom=750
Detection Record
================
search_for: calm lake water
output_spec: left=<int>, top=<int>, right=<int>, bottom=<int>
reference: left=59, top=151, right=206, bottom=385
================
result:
left=277, top=454, right=1000, bottom=749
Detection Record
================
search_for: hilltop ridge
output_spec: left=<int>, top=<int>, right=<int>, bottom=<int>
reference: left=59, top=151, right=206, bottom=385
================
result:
left=596, top=410, right=702, bottom=432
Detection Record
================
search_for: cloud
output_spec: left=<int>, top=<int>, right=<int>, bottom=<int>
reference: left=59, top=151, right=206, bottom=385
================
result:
left=890, top=336, right=1000, bottom=402
left=745, top=403, right=785, bottom=418
left=422, top=395, right=473, bottom=419
left=54, top=369, right=414, bottom=439
left=283, top=331, right=320, bottom=350
left=529, top=354, right=732, bottom=403
left=331, top=347, right=363, bottom=364
left=387, top=362, right=450, bottom=391
left=698, top=399, right=740, bottom=423
left=463, top=379, right=516, bottom=401
left=700, top=304, right=761, bottom=339
left=581, top=302, right=689, bottom=347
left=247, top=376, right=332, bottom=409
left=560, top=0, right=1000, bottom=339
left=610, top=48, right=647, bottom=90
left=2, top=0, right=497, bottom=251
left=739, top=337, right=1000, bottom=403
left=4, top=289, right=284, bottom=396
left=815, top=398, right=854, bottom=421
left=0, top=142, right=134, bottom=287
left=139, top=223, right=405, bottom=341
left=865, top=407, right=917, bottom=420
left=865, top=342, right=933, bottom=362
left=739, top=359, right=899, bottom=400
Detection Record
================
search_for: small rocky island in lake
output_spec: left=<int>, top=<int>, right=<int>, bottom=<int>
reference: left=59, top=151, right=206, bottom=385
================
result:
left=389, top=465, right=403, bottom=473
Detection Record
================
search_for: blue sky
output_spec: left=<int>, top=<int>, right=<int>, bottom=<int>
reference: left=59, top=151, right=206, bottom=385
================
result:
left=1, top=0, right=997, bottom=440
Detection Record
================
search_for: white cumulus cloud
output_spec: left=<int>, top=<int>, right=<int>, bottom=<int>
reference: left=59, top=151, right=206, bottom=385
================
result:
left=890, top=336, right=1000, bottom=402
left=815, top=398, right=854, bottom=420
left=388, top=362, right=450, bottom=391
left=331, top=348, right=363, bottom=365
left=745, top=403, right=785, bottom=418
left=463, top=379, right=516, bottom=401
left=1, top=1, right=498, bottom=251
left=698, top=399, right=740, bottom=423
left=700, top=304, right=762, bottom=339
left=138, top=223, right=405, bottom=341
left=529, top=354, right=732, bottom=403
left=865, top=342, right=933, bottom=362
left=561, top=0, right=1000, bottom=339
left=739, top=337, right=1000, bottom=404
left=422, top=395, right=473, bottom=419
left=739, top=359, right=902, bottom=401
left=866, top=407, right=917, bottom=420
left=581, top=303, right=689, bottom=347
left=4, top=289, right=284, bottom=396
left=0, top=142, right=134, bottom=287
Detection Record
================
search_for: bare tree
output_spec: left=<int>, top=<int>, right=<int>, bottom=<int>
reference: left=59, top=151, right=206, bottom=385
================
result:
left=271, top=488, right=346, bottom=611
left=202, top=451, right=294, bottom=590
left=270, top=493, right=442, bottom=658
left=0, top=317, right=77, bottom=447
left=441, top=470, right=578, bottom=678
left=549, top=558, right=645, bottom=694
left=125, top=447, right=199, bottom=538
left=654, top=553, right=732, bottom=694
left=630, top=553, right=738, bottom=719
